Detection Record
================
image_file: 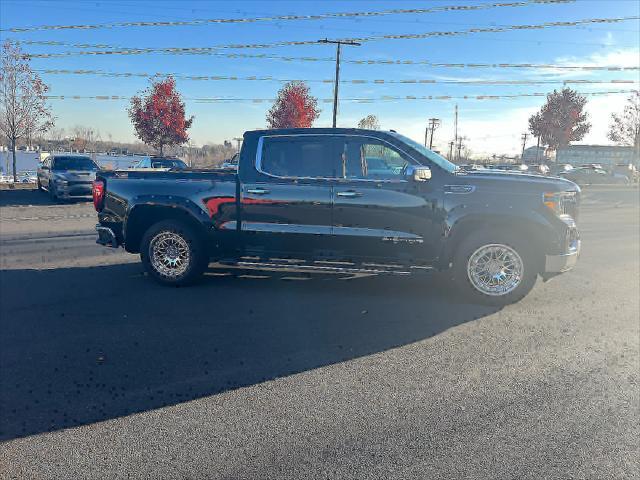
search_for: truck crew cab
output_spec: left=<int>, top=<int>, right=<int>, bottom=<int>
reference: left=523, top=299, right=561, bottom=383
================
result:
left=94, top=128, right=580, bottom=305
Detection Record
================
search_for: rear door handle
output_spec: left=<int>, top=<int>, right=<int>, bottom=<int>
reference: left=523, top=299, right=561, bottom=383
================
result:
left=336, top=190, right=363, bottom=198
left=246, top=187, right=270, bottom=195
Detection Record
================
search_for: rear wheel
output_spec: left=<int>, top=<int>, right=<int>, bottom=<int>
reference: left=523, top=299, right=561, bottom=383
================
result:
left=140, top=220, right=209, bottom=286
left=452, top=231, right=538, bottom=306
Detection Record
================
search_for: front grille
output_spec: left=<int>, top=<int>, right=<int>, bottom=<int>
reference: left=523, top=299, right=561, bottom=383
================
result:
left=67, top=180, right=92, bottom=186
left=561, top=192, right=579, bottom=221
left=565, top=227, right=580, bottom=253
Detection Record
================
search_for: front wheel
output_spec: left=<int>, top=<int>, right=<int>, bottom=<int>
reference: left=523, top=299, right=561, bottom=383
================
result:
left=49, top=182, right=59, bottom=202
left=452, top=231, right=538, bottom=306
left=140, top=220, right=209, bottom=286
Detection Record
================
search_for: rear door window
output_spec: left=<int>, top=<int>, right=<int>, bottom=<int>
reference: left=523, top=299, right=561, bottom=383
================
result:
left=260, top=136, right=337, bottom=178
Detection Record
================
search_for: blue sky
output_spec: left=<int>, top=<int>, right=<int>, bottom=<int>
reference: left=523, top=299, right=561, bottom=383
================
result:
left=1, top=0, right=638, bottom=156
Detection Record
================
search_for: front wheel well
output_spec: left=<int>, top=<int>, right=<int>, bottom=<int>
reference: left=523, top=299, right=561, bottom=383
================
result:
left=443, top=217, right=549, bottom=274
left=124, top=205, right=207, bottom=253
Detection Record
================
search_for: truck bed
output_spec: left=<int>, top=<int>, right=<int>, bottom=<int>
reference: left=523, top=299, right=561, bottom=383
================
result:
left=100, top=168, right=237, bottom=182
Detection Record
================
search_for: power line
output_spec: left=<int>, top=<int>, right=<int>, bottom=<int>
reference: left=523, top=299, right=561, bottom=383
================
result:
left=41, top=89, right=635, bottom=103
left=19, top=35, right=636, bottom=55
left=14, top=15, right=639, bottom=53
left=1, top=0, right=573, bottom=32
left=33, top=69, right=639, bottom=86
left=24, top=48, right=640, bottom=73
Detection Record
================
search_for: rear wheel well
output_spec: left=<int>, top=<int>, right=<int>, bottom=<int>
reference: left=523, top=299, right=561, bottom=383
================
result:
left=124, top=206, right=206, bottom=253
left=444, top=217, right=548, bottom=274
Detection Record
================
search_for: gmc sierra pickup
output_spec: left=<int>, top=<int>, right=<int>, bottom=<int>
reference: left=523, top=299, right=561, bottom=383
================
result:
left=94, top=128, right=580, bottom=305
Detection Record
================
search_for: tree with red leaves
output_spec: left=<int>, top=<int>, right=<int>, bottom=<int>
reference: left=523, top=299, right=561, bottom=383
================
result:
left=528, top=87, right=590, bottom=152
left=0, top=40, right=54, bottom=182
left=266, top=81, right=320, bottom=129
left=128, top=77, right=193, bottom=155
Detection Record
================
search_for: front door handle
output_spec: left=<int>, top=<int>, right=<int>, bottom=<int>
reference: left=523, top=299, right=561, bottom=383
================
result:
left=336, top=190, right=363, bottom=198
left=246, top=187, right=270, bottom=195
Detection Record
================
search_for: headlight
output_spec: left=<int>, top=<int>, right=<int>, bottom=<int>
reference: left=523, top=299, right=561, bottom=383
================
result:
left=543, top=191, right=576, bottom=217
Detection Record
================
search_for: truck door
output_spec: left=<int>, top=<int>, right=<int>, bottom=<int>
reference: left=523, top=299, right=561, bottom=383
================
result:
left=331, top=135, right=441, bottom=264
left=239, top=134, right=339, bottom=258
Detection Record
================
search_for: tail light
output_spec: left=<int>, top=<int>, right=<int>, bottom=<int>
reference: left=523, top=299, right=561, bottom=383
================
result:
left=92, top=179, right=105, bottom=211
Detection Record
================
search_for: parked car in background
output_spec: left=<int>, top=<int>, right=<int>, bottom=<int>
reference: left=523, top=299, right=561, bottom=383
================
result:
left=221, top=152, right=239, bottom=170
left=612, top=163, right=639, bottom=183
left=550, top=163, right=574, bottom=176
left=0, top=173, right=13, bottom=183
left=18, top=170, right=37, bottom=183
left=457, top=164, right=481, bottom=172
left=37, top=155, right=100, bottom=200
left=94, top=127, right=581, bottom=306
left=528, top=164, right=550, bottom=175
left=560, top=167, right=629, bottom=185
left=131, top=156, right=188, bottom=170
left=488, top=164, right=529, bottom=172
left=580, top=163, right=604, bottom=170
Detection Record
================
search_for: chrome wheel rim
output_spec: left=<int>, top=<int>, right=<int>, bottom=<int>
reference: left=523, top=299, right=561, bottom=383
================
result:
left=149, top=231, right=191, bottom=278
left=467, top=243, right=523, bottom=296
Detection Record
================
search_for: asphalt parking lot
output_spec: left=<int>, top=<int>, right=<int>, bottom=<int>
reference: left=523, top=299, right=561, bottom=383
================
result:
left=0, top=186, right=638, bottom=479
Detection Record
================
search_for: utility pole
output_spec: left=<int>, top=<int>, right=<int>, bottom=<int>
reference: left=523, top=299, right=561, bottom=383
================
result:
left=233, top=137, right=243, bottom=153
left=521, top=132, right=528, bottom=163
left=448, top=141, right=454, bottom=161
left=456, top=136, right=465, bottom=162
left=319, top=38, right=361, bottom=128
left=453, top=104, right=458, bottom=149
left=426, top=118, right=441, bottom=149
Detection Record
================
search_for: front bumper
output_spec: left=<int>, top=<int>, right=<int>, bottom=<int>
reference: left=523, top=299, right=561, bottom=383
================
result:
left=55, top=182, right=93, bottom=199
left=96, top=224, right=118, bottom=248
left=545, top=241, right=580, bottom=273
left=544, top=220, right=581, bottom=273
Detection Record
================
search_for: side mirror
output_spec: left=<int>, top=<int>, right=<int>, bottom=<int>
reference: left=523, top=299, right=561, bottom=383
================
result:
left=406, top=165, right=431, bottom=182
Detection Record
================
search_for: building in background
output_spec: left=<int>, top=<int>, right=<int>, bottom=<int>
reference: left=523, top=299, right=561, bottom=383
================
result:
left=522, top=146, right=550, bottom=164
left=556, top=145, right=638, bottom=168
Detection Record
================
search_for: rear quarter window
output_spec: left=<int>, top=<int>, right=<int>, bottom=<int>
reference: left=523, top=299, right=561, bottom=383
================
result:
left=260, top=136, right=337, bottom=178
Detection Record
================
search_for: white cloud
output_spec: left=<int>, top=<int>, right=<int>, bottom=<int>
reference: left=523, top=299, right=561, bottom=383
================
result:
left=375, top=88, right=635, bottom=158
left=534, top=47, right=640, bottom=79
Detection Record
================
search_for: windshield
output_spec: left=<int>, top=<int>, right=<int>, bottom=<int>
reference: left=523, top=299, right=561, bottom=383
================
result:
left=388, top=132, right=458, bottom=173
left=52, top=156, right=98, bottom=171
left=151, top=159, right=187, bottom=169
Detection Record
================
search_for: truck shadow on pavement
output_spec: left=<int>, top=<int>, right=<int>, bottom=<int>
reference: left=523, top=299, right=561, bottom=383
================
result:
left=0, top=188, right=91, bottom=207
left=0, top=262, right=499, bottom=441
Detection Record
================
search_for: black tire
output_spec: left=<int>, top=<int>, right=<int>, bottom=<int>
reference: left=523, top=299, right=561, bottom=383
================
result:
left=49, top=183, right=59, bottom=202
left=140, top=220, right=209, bottom=286
left=451, top=230, right=539, bottom=306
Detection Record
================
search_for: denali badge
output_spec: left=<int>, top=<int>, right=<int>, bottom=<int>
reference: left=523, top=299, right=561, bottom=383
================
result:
left=382, top=237, right=424, bottom=244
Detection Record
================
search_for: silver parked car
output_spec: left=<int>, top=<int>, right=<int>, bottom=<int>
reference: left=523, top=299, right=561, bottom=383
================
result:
left=130, top=156, right=188, bottom=170
left=37, top=155, right=100, bottom=201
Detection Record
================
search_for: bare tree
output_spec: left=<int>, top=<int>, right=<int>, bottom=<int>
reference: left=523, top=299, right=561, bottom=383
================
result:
left=50, top=127, right=65, bottom=142
left=0, top=40, right=53, bottom=181
left=608, top=91, right=640, bottom=153
left=357, top=114, right=380, bottom=130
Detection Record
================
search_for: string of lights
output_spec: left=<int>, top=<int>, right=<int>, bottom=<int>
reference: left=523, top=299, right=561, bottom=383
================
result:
left=1, top=0, right=572, bottom=33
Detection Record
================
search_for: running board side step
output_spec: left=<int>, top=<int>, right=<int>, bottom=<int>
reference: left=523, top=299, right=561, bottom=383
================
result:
left=217, top=257, right=434, bottom=276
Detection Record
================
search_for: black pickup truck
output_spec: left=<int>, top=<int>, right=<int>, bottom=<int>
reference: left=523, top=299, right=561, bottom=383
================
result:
left=94, top=128, right=580, bottom=305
